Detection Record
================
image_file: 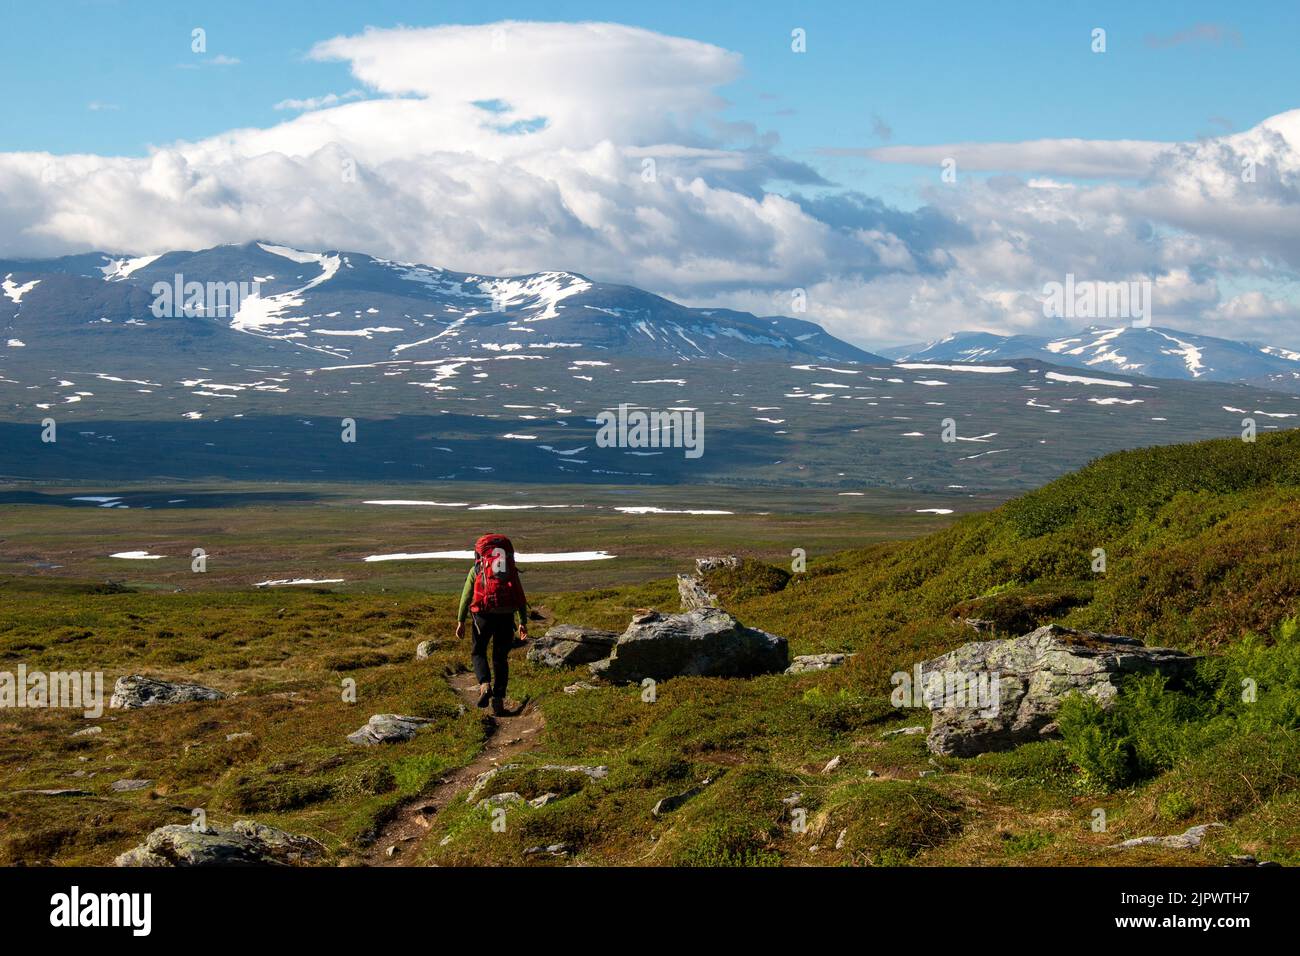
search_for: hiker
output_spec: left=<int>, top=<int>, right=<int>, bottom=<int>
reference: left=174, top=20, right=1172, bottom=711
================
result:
left=454, top=533, right=528, bottom=716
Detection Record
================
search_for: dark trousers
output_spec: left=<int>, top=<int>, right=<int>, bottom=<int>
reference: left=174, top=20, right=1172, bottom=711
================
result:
left=470, top=612, right=515, bottom=698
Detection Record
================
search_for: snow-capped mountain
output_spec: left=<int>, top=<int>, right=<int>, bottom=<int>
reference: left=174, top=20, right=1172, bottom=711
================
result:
left=889, top=325, right=1300, bottom=393
left=0, top=241, right=881, bottom=369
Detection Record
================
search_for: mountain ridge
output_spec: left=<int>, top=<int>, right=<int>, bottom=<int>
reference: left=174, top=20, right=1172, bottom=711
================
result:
left=886, top=324, right=1300, bottom=393
left=1, top=240, right=884, bottom=367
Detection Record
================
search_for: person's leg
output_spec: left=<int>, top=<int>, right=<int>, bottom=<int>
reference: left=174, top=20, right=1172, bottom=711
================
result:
left=469, top=615, right=492, bottom=707
left=490, top=614, right=512, bottom=703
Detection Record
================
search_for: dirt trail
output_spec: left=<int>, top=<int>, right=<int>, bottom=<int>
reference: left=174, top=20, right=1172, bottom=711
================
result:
left=363, top=671, right=545, bottom=867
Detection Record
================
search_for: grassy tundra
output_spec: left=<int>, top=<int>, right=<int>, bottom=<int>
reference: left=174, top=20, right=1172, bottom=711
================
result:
left=2, top=431, right=1298, bottom=866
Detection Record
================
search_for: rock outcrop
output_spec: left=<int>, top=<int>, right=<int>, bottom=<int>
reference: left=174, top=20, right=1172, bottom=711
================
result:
left=346, top=714, right=434, bottom=745
left=589, top=607, right=788, bottom=684
left=917, top=624, right=1195, bottom=757
left=526, top=624, right=619, bottom=668
left=110, top=675, right=226, bottom=709
left=113, top=820, right=325, bottom=866
left=676, top=556, right=739, bottom=611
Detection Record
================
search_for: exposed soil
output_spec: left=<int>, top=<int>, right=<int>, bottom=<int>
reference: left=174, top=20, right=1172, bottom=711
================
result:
left=363, top=671, right=545, bottom=866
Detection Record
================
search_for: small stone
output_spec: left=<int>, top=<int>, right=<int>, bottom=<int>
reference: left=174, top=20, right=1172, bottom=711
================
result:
left=71, top=726, right=103, bottom=738
left=529, top=793, right=560, bottom=808
left=1109, top=823, right=1224, bottom=851
left=415, top=641, right=434, bottom=660
left=111, top=779, right=152, bottom=792
left=477, top=792, right=524, bottom=810
left=835, top=829, right=847, bottom=850
left=785, top=653, right=855, bottom=674
left=225, top=732, right=252, bottom=742
left=385, top=844, right=399, bottom=858
left=652, top=786, right=703, bottom=816
left=563, top=681, right=597, bottom=694
left=523, top=843, right=573, bottom=857
left=883, top=725, right=927, bottom=738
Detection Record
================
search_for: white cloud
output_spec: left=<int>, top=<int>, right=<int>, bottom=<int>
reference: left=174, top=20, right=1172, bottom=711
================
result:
left=273, top=89, right=366, bottom=112
left=2, top=21, right=1300, bottom=350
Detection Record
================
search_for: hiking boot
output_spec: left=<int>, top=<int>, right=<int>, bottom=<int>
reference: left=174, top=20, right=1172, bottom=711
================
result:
left=490, top=697, right=507, bottom=717
left=476, top=684, right=492, bottom=708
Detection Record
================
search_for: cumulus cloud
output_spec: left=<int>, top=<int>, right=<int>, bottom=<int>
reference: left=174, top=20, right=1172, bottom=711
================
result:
left=2, top=20, right=1299, bottom=349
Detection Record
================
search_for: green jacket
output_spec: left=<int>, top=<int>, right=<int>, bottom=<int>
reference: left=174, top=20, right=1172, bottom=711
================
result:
left=456, top=566, right=528, bottom=627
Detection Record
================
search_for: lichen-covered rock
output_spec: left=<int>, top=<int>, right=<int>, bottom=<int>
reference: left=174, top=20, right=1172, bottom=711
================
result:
left=675, top=556, right=739, bottom=610
left=346, top=714, right=434, bottom=745
left=465, top=763, right=609, bottom=803
left=785, top=653, right=853, bottom=674
left=113, top=820, right=325, bottom=867
left=918, top=624, right=1196, bottom=757
left=589, top=607, right=788, bottom=684
left=526, top=624, right=619, bottom=668
left=110, top=675, right=226, bottom=710
left=1110, top=823, right=1223, bottom=851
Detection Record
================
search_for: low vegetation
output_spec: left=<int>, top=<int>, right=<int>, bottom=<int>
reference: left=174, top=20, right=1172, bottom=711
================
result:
left=1, top=431, right=1298, bottom=865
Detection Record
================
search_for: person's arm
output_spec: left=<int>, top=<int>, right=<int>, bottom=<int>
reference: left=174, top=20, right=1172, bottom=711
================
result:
left=516, top=581, right=529, bottom=637
left=455, top=567, right=475, bottom=638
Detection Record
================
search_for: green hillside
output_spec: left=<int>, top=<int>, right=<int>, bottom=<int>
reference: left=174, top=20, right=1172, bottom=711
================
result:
left=2, top=430, right=1298, bottom=866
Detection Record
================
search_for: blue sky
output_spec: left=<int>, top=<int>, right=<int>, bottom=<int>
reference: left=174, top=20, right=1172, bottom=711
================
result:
left=2, top=1, right=1299, bottom=347
left=4, top=0, right=1293, bottom=199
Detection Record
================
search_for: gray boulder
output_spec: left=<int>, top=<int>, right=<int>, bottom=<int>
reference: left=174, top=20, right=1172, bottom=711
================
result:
left=589, top=607, right=788, bottom=684
left=526, top=624, right=619, bottom=668
left=113, top=820, right=325, bottom=867
left=346, top=714, right=434, bottom=745
left=918, top=624, right=1196, bottom=757
left=110, top=675, right=226, bottom=709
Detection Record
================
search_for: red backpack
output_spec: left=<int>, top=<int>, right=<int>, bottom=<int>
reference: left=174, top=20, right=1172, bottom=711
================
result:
left=470, top=533, right=526, bottom=614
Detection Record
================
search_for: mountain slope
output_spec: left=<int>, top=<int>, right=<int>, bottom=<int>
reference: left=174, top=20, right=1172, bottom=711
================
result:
left=2, top=241, right=885, bottom=368
left=895, top=325, right=1300, bottom=393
